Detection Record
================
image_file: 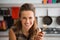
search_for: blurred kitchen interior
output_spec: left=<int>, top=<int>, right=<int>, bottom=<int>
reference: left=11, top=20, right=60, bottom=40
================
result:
left=0, top=0, right=60, bottom=40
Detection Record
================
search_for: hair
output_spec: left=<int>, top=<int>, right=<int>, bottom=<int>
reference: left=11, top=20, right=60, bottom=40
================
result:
left=14, top=3, right=39, bottom=40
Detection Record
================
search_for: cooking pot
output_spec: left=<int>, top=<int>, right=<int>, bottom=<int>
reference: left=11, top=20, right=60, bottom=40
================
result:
left=42, top=9, right=52, bottom=25
left=56, top=16, right=60, bottom=25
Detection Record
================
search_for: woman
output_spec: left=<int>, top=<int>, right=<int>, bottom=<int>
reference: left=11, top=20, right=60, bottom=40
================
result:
left=9, top=3, right=44, bottom=40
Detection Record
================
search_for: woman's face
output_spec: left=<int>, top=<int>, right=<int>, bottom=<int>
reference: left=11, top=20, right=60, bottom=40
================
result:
left=20, top=10, right=35, bottom=31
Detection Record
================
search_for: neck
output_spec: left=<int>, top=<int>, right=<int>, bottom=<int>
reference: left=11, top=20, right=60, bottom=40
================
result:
left=22, top=28, right=29, bottom=37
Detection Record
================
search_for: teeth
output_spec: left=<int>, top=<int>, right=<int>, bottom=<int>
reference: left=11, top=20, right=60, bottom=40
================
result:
left=26, top=25, right=28, bottom=26
left=25, top=24, right=29, bottom=26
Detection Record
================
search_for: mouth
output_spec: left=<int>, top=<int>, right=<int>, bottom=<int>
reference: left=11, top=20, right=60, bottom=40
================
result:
left=25, top=24, right=30, bottom=26
left=24, top=23, right=30, bottom=27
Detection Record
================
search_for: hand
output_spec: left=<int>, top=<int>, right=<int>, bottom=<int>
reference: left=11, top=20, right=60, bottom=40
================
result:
left=34, top=31, right=44, bottom=40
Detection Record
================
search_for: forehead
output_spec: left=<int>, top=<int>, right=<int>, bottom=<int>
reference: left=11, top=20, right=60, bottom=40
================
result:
left=21, top=11, right=34, bottom=17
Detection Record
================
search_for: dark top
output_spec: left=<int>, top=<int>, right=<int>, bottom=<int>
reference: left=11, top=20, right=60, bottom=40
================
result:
left=11, top=26, right=31, bottom=40
left=11, top=26, right=41, bottom=40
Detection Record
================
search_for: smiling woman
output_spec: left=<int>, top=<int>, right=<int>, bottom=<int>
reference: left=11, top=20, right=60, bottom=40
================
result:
left=9, top=3, right=44, bottom=40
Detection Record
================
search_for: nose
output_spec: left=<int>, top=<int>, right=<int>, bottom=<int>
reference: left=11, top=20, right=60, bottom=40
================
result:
left=26, top=19, right=29, bottom=24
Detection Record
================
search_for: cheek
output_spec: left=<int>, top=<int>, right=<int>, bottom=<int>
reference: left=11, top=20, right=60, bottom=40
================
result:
left=20, top=18, right=25, bottom=24
left=21, top=20, right=25, bottom=24
left=30, top=19, right=35, bottom=25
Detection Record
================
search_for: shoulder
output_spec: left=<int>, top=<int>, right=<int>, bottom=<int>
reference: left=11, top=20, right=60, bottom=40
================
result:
left=9, top=26, right=16, bottom=35
left=9, top=26, right=22, bottom=34
left=9, top=28, right=16, bottom=40
left=9, top=28, right=15, bottom=35
left=10, top=26, right=17, bottom=32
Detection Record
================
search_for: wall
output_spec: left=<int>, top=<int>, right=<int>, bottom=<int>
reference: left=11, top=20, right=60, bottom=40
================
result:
left=0, top=0, right=42, bottom=4
left=35, top=8, right=60, bottom=28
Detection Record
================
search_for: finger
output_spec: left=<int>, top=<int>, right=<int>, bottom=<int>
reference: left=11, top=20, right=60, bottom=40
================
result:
left=38, top=33, right=43, bottom=37
left=38, top=32, right=45, bottom=37
left=34, top=36, right=43, bottom=40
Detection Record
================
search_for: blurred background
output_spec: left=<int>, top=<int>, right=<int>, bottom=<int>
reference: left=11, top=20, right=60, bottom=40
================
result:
left=0, top=0, right=60, bottom=40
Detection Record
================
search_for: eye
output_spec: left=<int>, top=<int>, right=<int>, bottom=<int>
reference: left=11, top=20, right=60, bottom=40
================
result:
left=29, top=17, right=32, bottom=19
left=22, top=17, right=26, bottom=19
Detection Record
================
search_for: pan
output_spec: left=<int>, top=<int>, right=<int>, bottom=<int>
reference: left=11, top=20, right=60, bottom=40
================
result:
left=42, top=9, right=52, bottom=25
left=56, top=16, right=60, bottom=25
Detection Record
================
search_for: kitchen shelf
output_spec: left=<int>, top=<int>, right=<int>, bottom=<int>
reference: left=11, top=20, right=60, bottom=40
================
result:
left=0, top=3, right=60, bottom=8
left=0, top=30, right=9, bottom=36
left=45, top=34, right=60, bottom=37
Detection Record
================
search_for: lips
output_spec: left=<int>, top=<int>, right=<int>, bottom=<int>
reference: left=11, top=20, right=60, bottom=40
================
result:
left=25, top=23, right=30, bottom=27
